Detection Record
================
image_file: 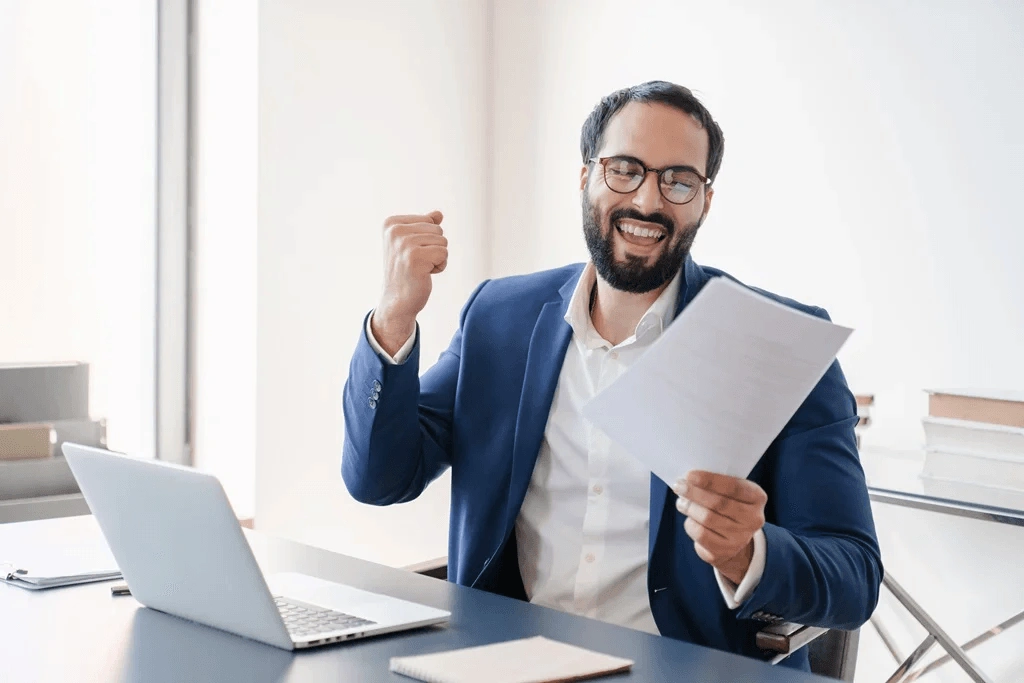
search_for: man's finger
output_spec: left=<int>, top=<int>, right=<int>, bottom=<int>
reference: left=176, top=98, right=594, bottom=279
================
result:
left=684, top=518, right=752, bottom=569
left=416, top=245, right=448, bottom=269
left=384, top=212, right=443, bottom=228
left=388, top=221, right=444, bottom=237
left=402, top=233, right=448, bottom=248
left=676, top=497, right=744, bottom=536
left=683, top=515, right=728, bottom=545
left=683, top=470, right=767, bottom=505
left=675, top=483, right=750, bottom=525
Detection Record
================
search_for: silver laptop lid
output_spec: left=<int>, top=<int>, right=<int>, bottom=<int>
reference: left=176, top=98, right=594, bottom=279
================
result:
left=63, top=443, right=293, bottom=649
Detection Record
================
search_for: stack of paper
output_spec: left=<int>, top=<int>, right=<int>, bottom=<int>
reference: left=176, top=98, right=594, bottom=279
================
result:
left=923, top=390, right=1024, bottom=491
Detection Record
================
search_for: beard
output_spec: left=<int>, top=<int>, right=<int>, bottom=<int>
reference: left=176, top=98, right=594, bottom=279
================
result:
left=581, top=191, right=702, bottom=294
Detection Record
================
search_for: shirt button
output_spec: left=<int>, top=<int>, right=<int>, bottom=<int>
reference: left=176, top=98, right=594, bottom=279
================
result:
left=609, top=351, right=619, bottom=361
left=592, top=484, right=603, bottom=495
left=585, top=553, right=596, bottom=563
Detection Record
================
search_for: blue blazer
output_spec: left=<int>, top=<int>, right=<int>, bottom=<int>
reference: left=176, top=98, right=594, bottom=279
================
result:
left=342, top=256, right=882, bottom=670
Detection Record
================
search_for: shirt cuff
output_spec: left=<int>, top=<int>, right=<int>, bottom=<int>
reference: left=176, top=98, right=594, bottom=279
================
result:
left=365, top=310, right=416, bottom=365
left=715, top=528, right=767, bottom=610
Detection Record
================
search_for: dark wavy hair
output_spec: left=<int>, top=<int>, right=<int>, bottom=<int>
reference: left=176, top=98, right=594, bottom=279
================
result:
left=580, top=81, right=725, bottom=185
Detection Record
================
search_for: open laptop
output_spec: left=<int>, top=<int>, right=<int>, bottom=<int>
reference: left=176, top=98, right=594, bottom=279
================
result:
left=62, top=443, right=450, bottom=650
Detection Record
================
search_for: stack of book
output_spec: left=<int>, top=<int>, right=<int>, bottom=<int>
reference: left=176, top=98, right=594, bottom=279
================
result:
left=854, top=394, right=874, bottom=449
left=0, top=362, right=106, bottom=500
left=921, top=390, right=1024, bottom=491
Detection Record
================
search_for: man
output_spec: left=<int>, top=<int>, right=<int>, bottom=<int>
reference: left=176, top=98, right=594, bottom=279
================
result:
left=342, top=81, right=882, bottom=670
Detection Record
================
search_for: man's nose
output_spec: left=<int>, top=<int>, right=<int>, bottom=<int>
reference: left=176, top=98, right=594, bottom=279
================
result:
left=632, top=172, right=665, bottom=215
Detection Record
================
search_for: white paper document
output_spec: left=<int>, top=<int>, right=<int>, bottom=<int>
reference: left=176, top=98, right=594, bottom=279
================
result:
left=582, top=277, right=852, bottom=485
left=1, top=519, right=121, bottom=590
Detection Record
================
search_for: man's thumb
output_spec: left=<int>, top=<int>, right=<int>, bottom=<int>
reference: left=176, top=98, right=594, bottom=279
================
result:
left=428, top=210, right=444, bottom=224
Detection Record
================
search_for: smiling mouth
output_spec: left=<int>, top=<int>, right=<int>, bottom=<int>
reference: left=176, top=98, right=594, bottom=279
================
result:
left=615, top=219, right=667, bottom=247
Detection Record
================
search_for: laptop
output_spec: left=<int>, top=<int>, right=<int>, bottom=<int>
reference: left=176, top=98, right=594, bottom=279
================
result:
left=62, top=443, right=450, bottom=650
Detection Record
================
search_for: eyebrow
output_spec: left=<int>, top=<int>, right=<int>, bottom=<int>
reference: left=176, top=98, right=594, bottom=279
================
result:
left=610, top=154, right=704, bottom=177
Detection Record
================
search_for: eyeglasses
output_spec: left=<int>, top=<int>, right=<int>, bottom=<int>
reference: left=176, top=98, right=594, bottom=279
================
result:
left=589, top=156, right=709, bottom=205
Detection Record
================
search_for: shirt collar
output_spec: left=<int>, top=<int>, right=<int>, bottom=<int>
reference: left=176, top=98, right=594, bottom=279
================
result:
left=564, top=263, right=683, bottom=351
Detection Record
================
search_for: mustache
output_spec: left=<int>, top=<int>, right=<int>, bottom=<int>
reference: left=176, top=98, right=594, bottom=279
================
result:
left=608, top=208, right=675, bottom=236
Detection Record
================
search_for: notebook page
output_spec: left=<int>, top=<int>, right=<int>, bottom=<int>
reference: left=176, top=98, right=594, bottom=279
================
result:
left=389, top=636, right=633, bottom=683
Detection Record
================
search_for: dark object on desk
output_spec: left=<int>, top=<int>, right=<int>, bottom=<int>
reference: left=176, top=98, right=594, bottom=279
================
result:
left=111, top=583, right=132, bottom=596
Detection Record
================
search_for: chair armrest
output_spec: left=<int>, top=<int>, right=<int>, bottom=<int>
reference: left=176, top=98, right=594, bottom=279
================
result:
left=756, top=621, right=829, bottom=654
left=403, top=556, right=448, bottom=580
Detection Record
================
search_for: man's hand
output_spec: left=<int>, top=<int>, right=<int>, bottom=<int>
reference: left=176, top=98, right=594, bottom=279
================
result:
left=673, top=470, right=768, bottom=585
left=371, top=211, right=448, bottom=356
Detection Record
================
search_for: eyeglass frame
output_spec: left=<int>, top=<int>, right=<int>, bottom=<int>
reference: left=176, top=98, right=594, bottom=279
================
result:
left=587, top=155, right=711, bottom=205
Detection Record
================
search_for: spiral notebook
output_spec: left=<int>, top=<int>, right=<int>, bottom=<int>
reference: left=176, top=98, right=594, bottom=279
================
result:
left=389, top=636, right=633, bottom=683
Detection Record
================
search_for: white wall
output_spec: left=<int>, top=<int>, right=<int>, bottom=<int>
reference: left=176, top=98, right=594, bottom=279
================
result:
left=0, top=0, right=157, bottom=457
left=490, top=0, right=1024, bottom=449
left=193, top=0, right=258, bottom=518
left=256, top=0, right=490, bottom=566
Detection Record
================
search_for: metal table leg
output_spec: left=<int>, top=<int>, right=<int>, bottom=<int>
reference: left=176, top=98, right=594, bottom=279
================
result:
left=905, top=608, right=1024, bottom=681
left=870, top=613, right=904, bottom=663
left=882, top=573, right=995, bottom=683
left=886, top=635, right=936, bottom=683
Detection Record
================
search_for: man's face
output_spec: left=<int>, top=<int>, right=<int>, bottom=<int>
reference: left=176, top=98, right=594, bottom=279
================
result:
left=581, top=102, right=714, bottom=294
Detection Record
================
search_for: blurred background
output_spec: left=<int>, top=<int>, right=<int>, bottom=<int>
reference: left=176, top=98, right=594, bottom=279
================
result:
left=2, top=1, right=1023, bottom=679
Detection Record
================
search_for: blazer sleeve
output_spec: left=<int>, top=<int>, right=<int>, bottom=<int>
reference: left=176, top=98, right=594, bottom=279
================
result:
left=341, top=281, right=489, bottom=505
left=736, top=307, right=884, bottom=630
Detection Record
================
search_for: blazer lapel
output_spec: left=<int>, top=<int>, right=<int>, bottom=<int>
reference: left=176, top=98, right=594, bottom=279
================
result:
left=675, top=254, right=710, bottom=317
left=503, top=279, right=578, bottom=532
left=649, top=475, right=670, bottom=557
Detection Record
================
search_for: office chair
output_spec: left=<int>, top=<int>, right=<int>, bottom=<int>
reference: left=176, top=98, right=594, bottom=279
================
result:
left=407, top=558, right=859, bottom=681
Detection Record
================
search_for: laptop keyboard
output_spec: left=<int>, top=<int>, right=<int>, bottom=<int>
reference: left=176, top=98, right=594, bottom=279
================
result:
left=274, top=596, right=376, bottom=637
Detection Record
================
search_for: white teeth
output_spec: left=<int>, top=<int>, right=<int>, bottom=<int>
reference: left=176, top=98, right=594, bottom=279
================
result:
left=618, top=222, right=663, bottom=240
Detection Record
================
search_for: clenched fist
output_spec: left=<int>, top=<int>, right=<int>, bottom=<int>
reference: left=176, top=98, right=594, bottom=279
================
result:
left=371, top=211, right=448, bottom=356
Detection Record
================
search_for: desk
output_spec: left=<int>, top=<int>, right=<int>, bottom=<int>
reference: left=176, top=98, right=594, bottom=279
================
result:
left=862, top=449, right=1024, bottom=683
left=0, top=515, right=827, bottom=683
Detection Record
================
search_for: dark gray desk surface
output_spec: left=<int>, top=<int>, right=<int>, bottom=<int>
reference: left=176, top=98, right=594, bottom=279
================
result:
left=0, top=515, right=828, bottom=682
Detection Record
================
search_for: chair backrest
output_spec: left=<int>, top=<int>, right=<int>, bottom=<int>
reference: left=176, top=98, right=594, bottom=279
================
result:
left=808, top=629, right=859, bottom=681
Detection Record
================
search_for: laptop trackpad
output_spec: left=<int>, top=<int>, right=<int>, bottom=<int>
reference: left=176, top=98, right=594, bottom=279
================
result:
left=265, top=572, right=449, bottom=627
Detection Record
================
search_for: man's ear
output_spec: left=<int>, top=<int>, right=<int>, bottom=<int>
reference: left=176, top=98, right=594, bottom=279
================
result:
left=701, top=186, right=714, bottom=224
left=580, top=164, right=590, bottom=192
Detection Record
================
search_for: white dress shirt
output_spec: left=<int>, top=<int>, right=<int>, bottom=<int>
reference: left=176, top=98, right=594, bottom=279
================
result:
left=367, top=264, right=766, bottom=634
